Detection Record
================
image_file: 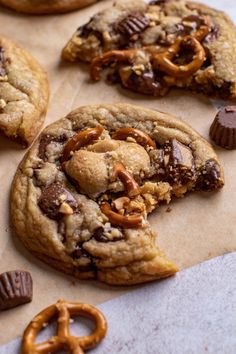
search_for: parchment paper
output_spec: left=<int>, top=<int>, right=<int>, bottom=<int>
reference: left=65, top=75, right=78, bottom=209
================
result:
left=0, top=0, right=236, bottom=344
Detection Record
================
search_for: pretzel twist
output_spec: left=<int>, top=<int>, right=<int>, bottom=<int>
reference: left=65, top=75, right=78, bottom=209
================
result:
left=61, top=126, right=104, bottom=162
left=112, top=127, right=156, bottom=149
left=21, top=299, right=107, bottom=354
left=153, top=35, right=206, bottom=78
left=111, top=162, right=140, bottom=197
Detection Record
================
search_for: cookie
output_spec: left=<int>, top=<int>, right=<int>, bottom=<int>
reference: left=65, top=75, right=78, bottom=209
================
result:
left=62, top=0, right=236, bottom=99
left=0, top=36, right=49, bottom=146
left=0, top=0, right=100, bottom=14
left=11, top=103, right=224, bottom=285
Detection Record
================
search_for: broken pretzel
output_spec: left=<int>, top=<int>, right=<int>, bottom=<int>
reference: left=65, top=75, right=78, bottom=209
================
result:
left=101, top=162, right=143, bottom=228
left=112, top=127, right=156, bottom=149
left=61, top=126, right=104, bottom=162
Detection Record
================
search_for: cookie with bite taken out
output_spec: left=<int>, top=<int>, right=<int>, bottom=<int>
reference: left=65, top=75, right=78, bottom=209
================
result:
left=11, top=103, right=224, bottom=285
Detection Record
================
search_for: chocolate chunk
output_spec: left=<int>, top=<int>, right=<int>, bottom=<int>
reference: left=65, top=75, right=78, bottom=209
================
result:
left=210, top=106, right=236, bottom=149
left=196, top=159, right=224, bottom=191
left=149, top=149, right=166, bottom=179
left=164, top=139, right=195, bottom=184
left=38, top=182, right=78, bottom=220
left=93, top=227, right=124, bottom=243
left=71, top=244, right=91, bottom=259
left=149, top=0, right=169, bottom=5
left=125, top=70, right=166, bottom=96
left=38, top=134, right=67, bottom=161
left=0, top=47, right=7, bottom=77
left=116, top=13, right=149, bottom=38
left=0, top=271, right=32, bottom=311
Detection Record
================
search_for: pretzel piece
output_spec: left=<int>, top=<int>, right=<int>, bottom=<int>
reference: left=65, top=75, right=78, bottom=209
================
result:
left=111, top=162, right=140, bottom=197
left=153, top=35, right=206, bottom=78
left=112, top=127, right=156, bottom=149
left=61, top=126, right=104, bottom=162
left=21, top=299, right=107, bottom=354
left=91, top=49, right=138, bottom=81
left=101, top=202, right=143, bottom=228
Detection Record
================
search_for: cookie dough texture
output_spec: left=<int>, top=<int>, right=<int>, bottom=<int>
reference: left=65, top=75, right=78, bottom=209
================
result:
left=11, top=104, right=224, bottom=285
left=0, top=36, right=49, bottom=146
left=0, top=0, right=100, bottom=14
left=62, top=0, right=236, bottom=99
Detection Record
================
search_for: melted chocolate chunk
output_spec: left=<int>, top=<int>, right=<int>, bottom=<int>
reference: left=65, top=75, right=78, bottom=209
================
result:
left=196, top=159, right=224, bottom=191
left=0, top=47, right=7, bottom=77
left=164, top=139, right=195, bottom=185
left=38, top=182, right=78, bottom=220
left=116, top=13, right=150, bottom=38
left=93, top=227, right=124, bottom=243
left=125, top=71, right=165, bottom=96
left=149, top=0, right=169, bottom=5
left=38, top=134, right=67, bottom=161
left=71, top=244, right=90, bottom=259
left=205, top=25, right=219, bottom=42
left=150, top=149, right=166, bottom=180
left=78, top=20, right=103, bottom=43
left=0, top=271, right=33, bottom=311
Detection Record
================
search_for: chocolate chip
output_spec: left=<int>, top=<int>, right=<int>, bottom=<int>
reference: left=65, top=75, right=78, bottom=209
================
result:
left=38, top=134, right=67, bottom=161
left=71, top=244, right=90, bottom=259
left=38, top=182, right=78, bottom=220
left=0, top=271, right=32, bottom=311
left=205, top=25, right=219, bottom=42
left=210, top=106, right=236, bottom=149
left=116, top=13, right=150, bottom=38
left=0, top=47, right=7, bottom=77
left=93, top=227, right=125, bottom=243
left=196, top=159, right=224, bottom=191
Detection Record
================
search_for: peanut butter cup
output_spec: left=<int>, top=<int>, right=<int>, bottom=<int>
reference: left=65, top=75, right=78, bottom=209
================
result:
left=0, top=270, right=33, bottom=310
left=210, top=106, right=236, bottom=149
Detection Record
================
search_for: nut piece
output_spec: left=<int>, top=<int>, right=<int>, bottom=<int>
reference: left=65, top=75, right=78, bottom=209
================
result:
left=0, top=270, right=32, bottom=311
left=21, top=299, right=107, bottom=354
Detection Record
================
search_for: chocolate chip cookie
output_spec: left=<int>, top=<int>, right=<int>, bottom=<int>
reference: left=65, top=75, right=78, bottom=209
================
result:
left=0, top=36, right=49, bottom=146
left=11, top=103, right=224, bottom=285
left=62, top=0, right=236, bottom=99
left=0, top=0, right=100, bottom=14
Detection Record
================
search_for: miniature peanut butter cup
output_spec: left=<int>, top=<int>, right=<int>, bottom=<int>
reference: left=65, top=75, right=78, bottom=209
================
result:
left=210, top=106, right=236, bottom=149
left=0, top=270, right=33, bottom=310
